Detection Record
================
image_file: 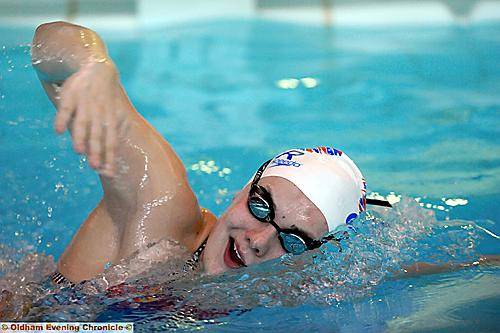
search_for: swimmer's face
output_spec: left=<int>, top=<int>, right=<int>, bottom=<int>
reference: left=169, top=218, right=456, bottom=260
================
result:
left=202, top=176, right=328, bottom=275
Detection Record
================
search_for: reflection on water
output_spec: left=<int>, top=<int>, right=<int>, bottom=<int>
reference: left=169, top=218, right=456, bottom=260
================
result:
left=386, top=273, right=500, bottom=333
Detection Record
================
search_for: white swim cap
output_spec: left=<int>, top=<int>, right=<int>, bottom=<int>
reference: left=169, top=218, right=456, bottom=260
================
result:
left=260, top=146, right=367, bottom=232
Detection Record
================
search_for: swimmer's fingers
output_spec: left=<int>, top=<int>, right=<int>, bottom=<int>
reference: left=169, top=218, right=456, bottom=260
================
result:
left=102, top=112, right=118, bottom=177
left=71, top=97, right=90, bottom=154
left=88, top=106, right=104, bottom=169
left=54, top=79, right=78, bottom=134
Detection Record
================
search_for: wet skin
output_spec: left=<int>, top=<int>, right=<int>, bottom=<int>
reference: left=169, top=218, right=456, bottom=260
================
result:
left=30, top=19, right=328, bottom=281
left=202, top=176, right=329, bottom=275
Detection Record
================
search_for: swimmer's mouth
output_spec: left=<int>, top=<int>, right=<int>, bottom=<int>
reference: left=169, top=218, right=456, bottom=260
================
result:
left=224, top=237, right=246, bottom=269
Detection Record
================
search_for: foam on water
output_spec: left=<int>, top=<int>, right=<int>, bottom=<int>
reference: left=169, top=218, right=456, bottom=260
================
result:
left=1, top=197, right=494, bottom=327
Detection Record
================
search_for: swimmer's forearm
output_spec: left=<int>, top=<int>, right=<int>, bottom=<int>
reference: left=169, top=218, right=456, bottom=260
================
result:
left=397, top=255, right=500, bottom=278
left=32, top=21, right=112, bottom=83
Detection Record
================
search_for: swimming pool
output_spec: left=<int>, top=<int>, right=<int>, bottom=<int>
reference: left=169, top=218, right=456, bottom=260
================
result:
left=0, top=19, right=499, bottom=331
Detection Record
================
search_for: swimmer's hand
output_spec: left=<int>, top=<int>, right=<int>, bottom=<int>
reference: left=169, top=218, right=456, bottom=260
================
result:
left=54, top=60, right=126, bottom=177
left=32, top=22, right=130, bottom=177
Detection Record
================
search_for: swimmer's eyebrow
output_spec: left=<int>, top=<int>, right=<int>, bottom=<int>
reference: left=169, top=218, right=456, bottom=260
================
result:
left=289, top=224, right=315, bottom=240
left=266, top=186, right=315, bottom=240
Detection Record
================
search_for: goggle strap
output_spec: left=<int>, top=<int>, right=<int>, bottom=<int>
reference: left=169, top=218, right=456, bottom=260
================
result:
left=366, top=198, right=392, bottom=208
left=252, top=159, right=272, bottom=183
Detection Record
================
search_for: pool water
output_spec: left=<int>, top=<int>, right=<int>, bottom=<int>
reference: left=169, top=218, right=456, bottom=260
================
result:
left=0, top=19, right=499, bottom=332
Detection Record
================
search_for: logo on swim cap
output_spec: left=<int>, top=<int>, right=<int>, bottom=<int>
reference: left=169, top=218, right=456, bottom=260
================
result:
left=358, top=178, right=367, bottom=212
left=261, top=146, right=366, bottom=232
left=301, top=146, right=343, bottom=157
left=270, top=150, right=304, bottom=168
left=345, top=212, right=358, bottom=224
left=276, top=150, right=305, bottom=160
left=345, top=212, right=359, bottom=232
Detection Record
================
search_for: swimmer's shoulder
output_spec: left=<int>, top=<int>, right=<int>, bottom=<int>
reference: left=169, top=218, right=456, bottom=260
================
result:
left=187, top=208, right=217, bottom=253
left=201, top=208, right=217, bottom=225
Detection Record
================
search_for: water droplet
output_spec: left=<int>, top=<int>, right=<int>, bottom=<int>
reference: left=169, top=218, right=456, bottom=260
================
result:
left=54, top=182, right=64, bottom=192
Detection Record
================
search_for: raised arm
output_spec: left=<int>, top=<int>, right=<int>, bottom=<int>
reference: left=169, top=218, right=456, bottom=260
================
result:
left=32, top=21, right=123, bottom=175
left=32, top=22, right=205, bottom=282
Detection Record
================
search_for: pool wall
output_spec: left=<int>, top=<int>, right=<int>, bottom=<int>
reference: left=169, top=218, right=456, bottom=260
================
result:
left=1, top=0, right=500, bottom=31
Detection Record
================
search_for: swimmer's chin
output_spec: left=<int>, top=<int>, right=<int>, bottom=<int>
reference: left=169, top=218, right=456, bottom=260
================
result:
left=203, top=266, right=228, bottom=276
left=203, top=237, right=247, bottom=275
left=201, top=257, right=241, bottom=276
left=202, top=261, right=247, bottom=276
left=200, top=258, right=233, bottom=275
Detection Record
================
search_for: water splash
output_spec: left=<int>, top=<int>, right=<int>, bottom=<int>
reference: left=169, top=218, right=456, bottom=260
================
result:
left=1, top=197, right=493, bottom=325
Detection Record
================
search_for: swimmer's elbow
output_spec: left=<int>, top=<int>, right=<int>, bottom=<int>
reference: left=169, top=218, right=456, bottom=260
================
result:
left=32, top=21, right=106, bottom=82
left=35, top=21, right=65, bottom=34
left=34, top=21, right=71, bottom=43
left=33, top=21, right=93, bottom=49
left=35, top=21, right=84, bottom=37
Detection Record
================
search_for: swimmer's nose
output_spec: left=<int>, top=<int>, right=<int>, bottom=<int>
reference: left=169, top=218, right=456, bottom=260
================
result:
left=245, top=225, right=277, bottom=257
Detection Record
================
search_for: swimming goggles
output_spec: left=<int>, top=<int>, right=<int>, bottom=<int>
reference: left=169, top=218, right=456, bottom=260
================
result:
left=247, top=159, right=392, bottom=255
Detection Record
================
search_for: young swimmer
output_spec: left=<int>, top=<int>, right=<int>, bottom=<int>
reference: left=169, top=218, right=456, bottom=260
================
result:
left=33, top=21, right=497, bottom=288
left=30, top=21, right=394, bottom=284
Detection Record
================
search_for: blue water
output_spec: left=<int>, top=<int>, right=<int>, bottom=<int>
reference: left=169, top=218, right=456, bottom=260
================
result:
left=0, top=19, right=499, bottom=332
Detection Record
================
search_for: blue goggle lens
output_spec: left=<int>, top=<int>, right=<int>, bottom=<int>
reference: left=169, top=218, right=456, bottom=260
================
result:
left=249, top=197, right=271, bottom=220
left=280, top=232, right=307, bottom=255
left=248, top=194, right=309, bottom=255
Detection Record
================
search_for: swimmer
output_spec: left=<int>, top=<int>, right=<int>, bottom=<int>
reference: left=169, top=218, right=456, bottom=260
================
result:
left=28, top=21, right=496, bottom=287
left=31, top=21, right=386, bottom=284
